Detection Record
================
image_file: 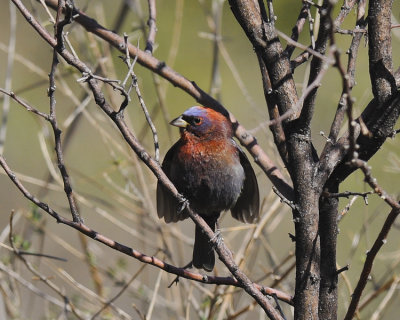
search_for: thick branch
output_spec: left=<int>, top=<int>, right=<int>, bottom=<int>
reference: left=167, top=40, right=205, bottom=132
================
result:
left=368, top=0, right=396, bottom=104
left=229, top=0, right=298, bottom=118
left=318, top=182, right=339, bottom=320
left=299, top=0, right=333, bottom=131
left=327, top=91, right=400, bottom=185
left=228, top=2, right=324, bottom=319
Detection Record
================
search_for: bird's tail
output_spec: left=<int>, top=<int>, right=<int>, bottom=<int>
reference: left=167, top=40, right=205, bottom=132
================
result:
left=192, top=214, right=219, bottom=272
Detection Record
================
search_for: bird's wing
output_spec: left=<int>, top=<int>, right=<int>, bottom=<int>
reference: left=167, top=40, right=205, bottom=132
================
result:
left=231, top=147, right=260, bottom=223
left=157, top=143, right=188, bottom=223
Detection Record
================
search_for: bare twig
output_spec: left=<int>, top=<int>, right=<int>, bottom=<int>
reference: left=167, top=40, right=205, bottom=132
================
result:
left=359, top=276, right=397, bottom=311
left=352, top=159, right=399, bottom=209
left=333, top=0, right=358, bottom=31
left=284, top=2, right=309, bottom=58
left=146, top=269, right=162, bottom=319
left=8, top=211, right=85, bottom=319
left=335, top=264, right=349, bottom=275
left=48, top=0, right=82, bottom=222
left=208, top=0, right=223, bottom=99
left=0, top=261, right=68, bottom=309
left=56, top=267, right=132, bottom=319
left=344, top=159, right=400, bottom=319
left=323, top=190, right=373, bottom=199
left=277, top=29, right=333, bottom=65
left=0, top=3, right=16, bottom=155
left=272, top=186, right=296, bottom=211
left=145, top=0, right=157, bottom=54
left=90, top=263, right=149, bottom=319
left=0, top=89, right=50, bottom=120
left=122, top=35, right=160, bottom=162
left=370, top=277, right=400, bottom=320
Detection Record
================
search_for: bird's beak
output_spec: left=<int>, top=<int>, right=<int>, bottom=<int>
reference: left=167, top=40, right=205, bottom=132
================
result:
left=170, top=116, right=189, bottom=128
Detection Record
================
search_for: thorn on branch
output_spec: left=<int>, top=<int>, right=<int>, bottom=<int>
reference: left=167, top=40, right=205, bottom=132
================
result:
left=319, top=131, right=333, bottom=143
left=335, top=264, right=349, bottom=276
left=273, top=186, right=297, bottom=210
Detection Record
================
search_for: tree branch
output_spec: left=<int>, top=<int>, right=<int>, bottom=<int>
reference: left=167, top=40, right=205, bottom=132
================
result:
left=368, top=0, right=396, bottom=104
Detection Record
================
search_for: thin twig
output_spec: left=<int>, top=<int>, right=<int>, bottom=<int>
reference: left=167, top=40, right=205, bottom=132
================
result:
left=90, top=263, right=148, bottom=319
left=370, top=276, right=400, bottom=320
left=56, top=267, right=133, bottom=319
left=0, top=261, right=68, bottom=309
left=344, top=159, right=400, bottom=320
left=0, top=3, right=16, bottom=155
left=208, top=0, right=223, bottom=100
left=284, top=2, right=309, bottom=57
left=122, top=35, right=160, bottom=162
left=359, top=276, right=397, bottom=311
left=272, top=186, right=296, bottom=211
left=146, top=269, right=163, bottom=320
left=333, top=0, right=358, bottom=31
left=49, top=0, right=81, bottom=222
left=145, top=0, right=157, bottom=54
left=323, top=190, right=373, bottom=199
left=277, top=29, right=333, bottom=64
left=352, top=159, right=399, bottom=209
left=0, top=88, right=50, bottom=120
left=271, top=294, right=286, bottom=320
left=8, top=211, right=85, bottom=319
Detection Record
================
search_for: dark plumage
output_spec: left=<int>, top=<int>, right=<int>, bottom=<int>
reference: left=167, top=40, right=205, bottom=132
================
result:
left=157, top=106, right=259, bottom=271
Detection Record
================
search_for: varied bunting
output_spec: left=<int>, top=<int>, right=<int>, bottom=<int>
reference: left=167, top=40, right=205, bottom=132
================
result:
left=157, top=106, right=259, bottom=271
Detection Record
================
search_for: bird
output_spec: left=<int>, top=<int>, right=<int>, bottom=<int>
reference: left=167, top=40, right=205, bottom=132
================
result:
left=157, top=106, right=259, bottom=271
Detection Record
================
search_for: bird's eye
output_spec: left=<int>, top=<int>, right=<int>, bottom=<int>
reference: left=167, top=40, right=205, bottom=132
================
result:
left=193, top=117, right=202, bottom=125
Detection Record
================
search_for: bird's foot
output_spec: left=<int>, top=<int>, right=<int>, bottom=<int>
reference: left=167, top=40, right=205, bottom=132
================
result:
left=210, top=230, right=223, bottom=248
left=167, top=261, right=193, bottom=288
left=177, top=197, right=189, bottom=214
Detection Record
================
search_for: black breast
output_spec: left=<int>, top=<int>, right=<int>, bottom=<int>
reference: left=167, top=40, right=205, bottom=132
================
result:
left=171, top=153, right=245, bottom=216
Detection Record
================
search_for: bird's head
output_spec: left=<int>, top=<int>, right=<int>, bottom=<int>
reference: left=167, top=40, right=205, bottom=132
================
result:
left=170, top=106, right=232, bottom=140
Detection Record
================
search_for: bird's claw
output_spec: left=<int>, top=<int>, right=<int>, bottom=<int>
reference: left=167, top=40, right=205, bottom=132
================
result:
left=178, top=197, right=189, bottom=214
left=210, top=230, right=223, bottom=248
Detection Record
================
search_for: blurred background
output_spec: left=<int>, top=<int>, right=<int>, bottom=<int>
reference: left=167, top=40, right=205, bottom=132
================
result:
left=0, top=0, right=399, bottom=319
